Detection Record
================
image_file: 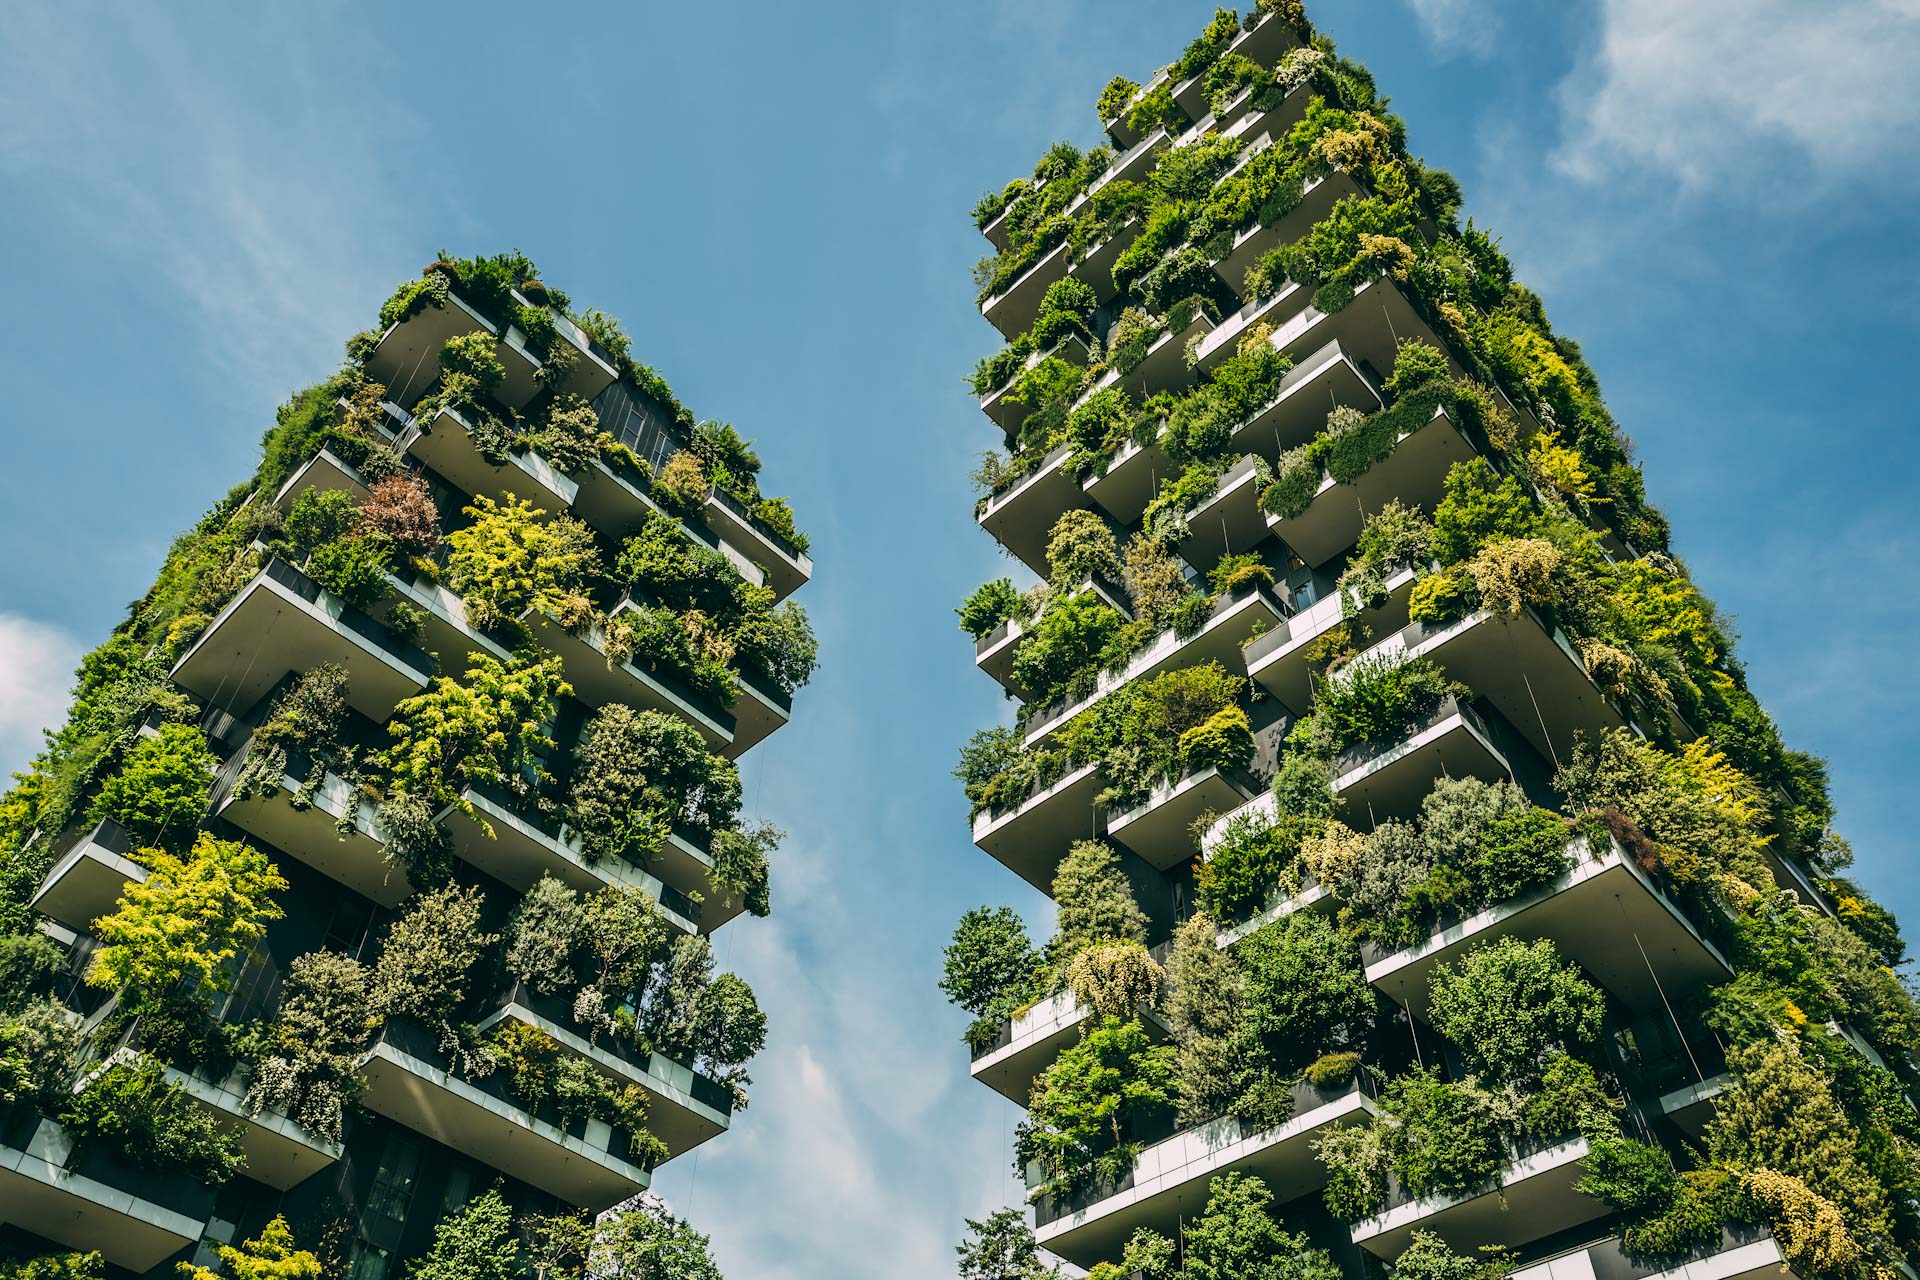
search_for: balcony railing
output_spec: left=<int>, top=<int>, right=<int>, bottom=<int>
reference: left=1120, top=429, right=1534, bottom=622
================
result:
left=261, top=556, right=438, bottom=676
left=706, top=483, right=806, bottom=566
left=1331, top=694, right=1491, bottom=781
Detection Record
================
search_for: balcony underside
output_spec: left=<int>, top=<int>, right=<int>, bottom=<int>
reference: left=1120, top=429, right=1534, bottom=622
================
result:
left=528, top=611, right=735, bottom=751
left=1106, top=767, right=1258, bottom=870
left=1037, top=1084, right=1372, bottom=1269
left=0, top=1118, right=209, bottom=1273
left=1189, top=279, right=1313, bottom=376
left=1269, top=406, right=1476, bottom=568
left=400, top=408, right=578, bottom=513
left=31, top=825, right=145, bottom=932
left=171, top=569, right=431, bottom=723
left=1244, top=567, right=1420, bottom=715
left=165, top=1066, right=341, bottom=1191
left=1229, top=339, right=1382, bottom=463
left=729, top=679, right=791, bottom=757
left=972, top=763, right=1104, bottom=894
left=1367, top=840, right=1732, bottom=1019
left=1096, top=306, right=1214, bottom=406
left=1178, top=457, right=1270, bottom=572
left=358, top=1039, right=651, bottom=1213
left=980, top=446, right=1086, bottom=578
left=1332, top=708, right=1510, bottom=824
left=1083, top=428, right=1172, bottom=528
left=380, top=573, right=511, bottom=672
left=365, top=292, right=499, bottom=406
left=972, top=994, right=1171, bottom=1107
left=975, top=617, right=1030, bottom=697
left=701, top=493, right=811, bottom=604
left=1271, top=277, right=1455, bottom=383
left=1350, top=1137, right=1602, bottom=1257
left=272, top=448, right=371, bottom=514
left=982, top=240, right=1071, bottom=340
left=216, top=766, right=409, bottom=907
left=1069, top=218, right=1142, bottom=300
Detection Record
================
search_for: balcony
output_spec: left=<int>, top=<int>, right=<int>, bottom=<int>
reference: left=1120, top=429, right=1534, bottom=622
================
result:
left=1243, top=566, right=1420, bottom=714
left=1024, top=584, right=1289, bottom=748
left=1331, top=695, right=1515, bottom=822
left=357, top=1017, right=654, bottom=1212
left=1035, top=1076, right=1373, bottom=1269
left=509, top=290, right=621, bottom=404
left=1512, top=1226, right=1792, bottom=1280
left=526, top=604, right=736, bottom=753
left=980, top=335, right=1095, bottom=434
left=1228, top=339, right=1383, bottom=464
left=476, top=981, right=733, bottom=1162
left=730, top=666, right=793, bottom=757
left=702, top=486, right=813, bottom=604
left=162, top=1062, right=342, bottom=1190
left=271, top=446, right=372, bottom=514
left=1212, top=171, right=1364, bottom=297
left=1361, top=606, right=1630, bottom=766
left=1068, top=217, right=1143, bottom=300
left=1081, top=302, right=1217, bottom=407
left=1105, top=764, right=1261, bottom=870
left=971, top=943, right=1174, bottom=1105
left=1363, top=835, right=1732, bottom=1019
left=981, top=239, right=1072, bottom=341
left=171, top=557, right=434, bottom=723
left=380, top=568, right=512, bottom=671
left=0, top=1111, right=212, bottom=1272
left=971, top=761, right=1104, bottom=894
left=1062, top=128, right=1174, bottom=228
left=438, top=783, right=702, bottom=935
left=1082, top=422, right=1174, bottom=528
left=30, top=819, right=144, bottom=932
left=569, top=459, right=771, bottom=593
left=1349, top=1135, right=1604, bottom=1257
left=646, top=822, right=754, bottom=933
left=1167, top=9, right=1304, bottom=124
left=978, top=444, right=1089, bottom=578
left=1176, top=455, right=1272, bottom=572
left=212, top=745, right=408, bottom=907
left=975, top=615, right=1031, bottom=696
left=1268, top=276, right=1457, bottom=385
left=396, top=405, right=580, bottom=513
left=1267, top=403, right=1478, bottom=568
left=1214, top=877, right=1333, bottom=947
left=364, top=288, right=506, bottom=406
left=1186, top=278, right=1314, bottom=376
left=1657, top=1072, right=1729, bottom=1138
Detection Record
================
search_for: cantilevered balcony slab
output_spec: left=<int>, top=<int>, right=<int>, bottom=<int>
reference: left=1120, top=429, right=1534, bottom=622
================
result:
left=439, top=785, right=701, bottom=935
left=1365, top=836, right=1731, bottom=1019
left=163, top=1063, right=341, bottom=1190
left=1658, top=1073, right=1729, bottom=1139
left=1025, top=584, right=1288, bottom=748
left=1106, top=766, right=1260, bottom=870
left=476, top=983, right=732, bottom=1162
left=383, top=570, right=510, bottom=672
left=971, top=762, right=1105, bottom=894
left=978, top=444, right=1087, bottom=577
left=1332, top=696, right=1513, bottom=823
left=365, top=290, right=502, bottom=405
left=1268, top=405, right=1477, bottom=568
left=649, top=824, right=752, bottom=933
left=1229, top=339, right=1383, bottom=464
left=1270, top=277, right=1453, bottom=382
left=358, top=1021, right=652, bottom=1212
left=1068, top=218, right=1143, bottom=301
left=971, top=988, right=1172, bottom=1106
left=1364, top=607, right=1627, bottom=766
left=398, top=406, right=579, bottom=513
left=1215, top=879, right=1334, bottom=946
left=570, top=462, right=771, bottom=593
left=1244, top=566, right=1420, bottom=714
left=1513, top=1228, right=1794, bottom=1280
left=1187, top=279, right=1314, bottom=376
left=1063, top=128, right=1173, bottom=228
left=510, top=291, right=620, bottom=404
left=975, top=615, right=1031, bottom=696
left=981, top=240, right=1072, bottom=341
left=171, top=557, right=433, bottom=723
left=0, top=1114, right=211, bottom=1273
left=527, top=607, right=735, bottom=752
left=1213, top=171, right=1364, bottom=297
left=731, top=670, right=793, bottom=756
left=1037, top=1078, right=1372, bottom=1269
left=1086, top=304, right=1216, bottom=406
left=1083, top=425, right=1173, bottom=527
left=1350, top=1136, right=1603, bottom=1257
left=980, top=336, right=1095, bottom=434
left=702, top=487, right=812, bottom=604
left=214, top=750, right=408, bottom=907
left=1167, top=9, right=1304, bottom=122
left=1178, top=454, right=1272, bottom=573
left=272, top=447, right=372, bottom=514
left=31, top=820, right=144, bottom=932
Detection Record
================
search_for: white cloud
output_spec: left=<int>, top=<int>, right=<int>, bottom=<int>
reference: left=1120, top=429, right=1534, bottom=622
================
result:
left=0, top=614, right=80, bottom=779
left=1553, top=0, right=1920, bottom=189
left=1405, top=0, right=1501, bottom=56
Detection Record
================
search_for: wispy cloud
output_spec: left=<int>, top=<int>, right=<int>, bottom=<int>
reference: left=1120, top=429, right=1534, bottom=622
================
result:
left=0, top=5, right=421, bottom=402
left=1404, top=0, right=1502, bottom=57
left=1552, top=0, right=1920, bottom=190
left=0, top=614, right=80, bottom=780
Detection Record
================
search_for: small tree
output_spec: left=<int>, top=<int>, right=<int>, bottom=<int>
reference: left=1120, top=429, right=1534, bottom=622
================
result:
left=1018, top=1015, right=1174, bottom=1188
left=246, top=950, right=371, bottom=1145
left=357, top=475, right=442, bottom=559
left=445, top=494, right=600, bottom=631
left=567, top=705, right=741, bottom=864
left=411, top=1187, right=518, bottom=1280
left=369, top=884, right=495, bottom=1041
left=505, top=875, right=583, bottom=996
left=1184, top=1172, right=1342, bottom=1280
left=1052, top=840, right=1147, bottom=961
left=1426, top=936, right=1603, bottom=1082
left=0, top=1255, right=102, bottom=1280
left=88, top=833, right=286, bottom=1014
left=383, top=651, right=570, bottom=810
left=956, top=1208, right=1059, bottom=1280
left=1065, top=939, right=1162, bottom=1023
left=1045, top=509, right=1121, bottom=587
left=177, top=1216, right=320, bottom=1280
left=940, top=906, right=1042, bottom=1039
left=1164, top=911, right=1242, bottom=1126
left=589, top=1193, right=724, bottom=1280
left=89, top=723, right=215, bottom=850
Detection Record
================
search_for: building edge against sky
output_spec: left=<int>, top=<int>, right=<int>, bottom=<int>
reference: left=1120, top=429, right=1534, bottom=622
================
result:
left=0, top=253, right=814, bottom=1279
left=946, top=5, right=1920, bottom=1280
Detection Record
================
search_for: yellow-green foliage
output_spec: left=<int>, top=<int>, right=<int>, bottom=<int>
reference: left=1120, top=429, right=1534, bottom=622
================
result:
left=445, top=494, right=601, bottom=632
left=177, top=1217, right=320, bottom=1280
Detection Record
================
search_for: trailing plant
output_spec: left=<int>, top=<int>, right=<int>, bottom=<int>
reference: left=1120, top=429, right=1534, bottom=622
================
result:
left=61, top=1056, right=244, bottom=1183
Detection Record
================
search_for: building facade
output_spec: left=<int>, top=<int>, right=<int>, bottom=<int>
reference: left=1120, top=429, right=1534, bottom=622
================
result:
left=948, top=8, right=1919, bottom=1280
left=0, top=254, right=813, bottom=1279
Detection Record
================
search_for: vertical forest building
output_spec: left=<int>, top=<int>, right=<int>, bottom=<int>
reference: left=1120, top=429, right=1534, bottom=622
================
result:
left=946, top=8, right=1920, bottom=1280
left=0, top=254, right=814, bottom=1280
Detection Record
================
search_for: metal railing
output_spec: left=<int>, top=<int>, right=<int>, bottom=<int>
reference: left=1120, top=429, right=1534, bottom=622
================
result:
left=705, top=483, right=806, bottom=565
left=1330, top=694, right=1493, bottom=781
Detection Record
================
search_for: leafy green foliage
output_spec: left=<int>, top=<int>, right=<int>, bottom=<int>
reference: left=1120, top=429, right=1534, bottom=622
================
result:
left=62, top=1056, right=244, bottom=1183
left=1016, top=1015, right=1175, bottom=1191
left=942, top=906, right=1043, bottom=1050
left=1426, top=936, right=1604, bottom=1082
left=89, top=723, right=214, bottom=851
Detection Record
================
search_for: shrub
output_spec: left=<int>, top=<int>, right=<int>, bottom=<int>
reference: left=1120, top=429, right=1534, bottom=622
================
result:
left=1466, top=536, right=1560, bottom=616
left=1426, top=937, right=1604, bottom=1082
left=567, top=704, right=741, bottom=865
left=1407, top=567, right=1470, bottom=623
left=1182, top=1172, right=1341, bottom=1280
left=1177, top=705, right=1254, bottom=774
left=1383, top=339, right=1450, bottom=402
left=1164, top=911, right=1241, bottom=1126
left=1196, top=806, right=1303, bottom=922
left=1316, top=652, right=1455, bottom=750
left=357, top=474, right=441, bottom=558
left=1016, top=1015, right=1175, bottom=1190
left=1379, top=1068, right=1503, bottom=1199
left=1578, top=1135, right=1676, bottom=1216
left=1234, top=910, right=1374, bottom=1083
left=505, top=875, right=583, bottom=996
left=445, top=494, right=600, bottom=632
left=1064, top=940, right=1161, bottom=1022
left=1045, top=510, right=1120, bottom=586
left=0, top=999, right=79, bottom=1111
left=530, top=395, right=600, bottom=474
left=382, top=651, right=569, bottom=813
left=1621, top=1168, right=1749, bottom=1260
left=1097, top=75, right=1139, bottom=123
left=651, top=451, right=709, bottom=514
left=369, top=883, right=496, bottom=1041
left=956, top=578, right=1028, bottom=640
left=942, top=906, right=1043, bottom=1050
left=89, top=722, right=214, bottom=850
left=1052, top=840, right=1148, bottom=960
left=243, top=950, right=370, bottom=1145
left=177, top=1216, right=321, bottom=1280
left=62, top=1057, right=244, bottom=1183
left=411, top=1188, right=519, bottom=1280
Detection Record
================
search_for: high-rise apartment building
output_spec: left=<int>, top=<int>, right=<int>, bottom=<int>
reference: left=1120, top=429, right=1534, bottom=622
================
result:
left=946, top=9, right=1918, bottom=1280
left=0, top=254, right=813, bottom=1279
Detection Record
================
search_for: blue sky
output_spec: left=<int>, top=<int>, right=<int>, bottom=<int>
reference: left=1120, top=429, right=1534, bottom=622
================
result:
left=1, top=1, right=1916, bottom=1276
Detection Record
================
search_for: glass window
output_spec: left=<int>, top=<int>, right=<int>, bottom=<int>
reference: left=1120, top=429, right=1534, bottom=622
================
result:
left=346, top=1239, right=391, bottom=1280
left=366, top=1134, right=423, bottom=1224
